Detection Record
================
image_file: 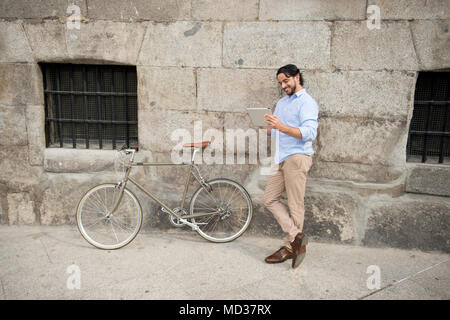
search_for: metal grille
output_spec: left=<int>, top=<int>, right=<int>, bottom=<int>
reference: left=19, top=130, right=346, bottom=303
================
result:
left=407, top=72, right=450, bottom=164
left=41, top=63, right=138, bottom=150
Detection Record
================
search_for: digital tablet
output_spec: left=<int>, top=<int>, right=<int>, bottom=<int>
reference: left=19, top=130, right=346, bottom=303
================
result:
left=247, top=108, right=272, bottom=127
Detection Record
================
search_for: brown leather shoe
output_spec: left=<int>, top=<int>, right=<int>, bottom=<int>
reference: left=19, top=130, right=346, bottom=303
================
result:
left=291, top=233, right=308, bottom=269
left=264, top=246, right=294, bottom=264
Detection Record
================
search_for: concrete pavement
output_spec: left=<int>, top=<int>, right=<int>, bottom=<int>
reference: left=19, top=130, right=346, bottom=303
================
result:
left=0, top=225, right=449, bottom=300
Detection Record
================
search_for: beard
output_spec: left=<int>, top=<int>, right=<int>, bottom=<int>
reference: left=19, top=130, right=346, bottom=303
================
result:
left=284, top=82, right=297, bottom=96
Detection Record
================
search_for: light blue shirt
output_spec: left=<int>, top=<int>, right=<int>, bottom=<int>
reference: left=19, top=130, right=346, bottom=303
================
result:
left=271, top=88, right=319, bottom=164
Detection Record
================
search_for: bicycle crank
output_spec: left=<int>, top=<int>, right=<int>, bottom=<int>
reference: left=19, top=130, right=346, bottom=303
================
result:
left=161, top=207, right=189, bottom=228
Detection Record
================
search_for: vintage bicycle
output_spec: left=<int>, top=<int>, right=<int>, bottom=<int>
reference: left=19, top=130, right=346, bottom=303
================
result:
left=76, top=142, right=254, bottom=249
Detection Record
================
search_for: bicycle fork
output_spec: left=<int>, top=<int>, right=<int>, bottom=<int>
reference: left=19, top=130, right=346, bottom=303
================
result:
left=109, top=167, right=132, bottom=217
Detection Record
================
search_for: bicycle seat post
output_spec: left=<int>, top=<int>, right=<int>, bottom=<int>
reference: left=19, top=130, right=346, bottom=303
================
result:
left=191, top=147, right=200, bottom=164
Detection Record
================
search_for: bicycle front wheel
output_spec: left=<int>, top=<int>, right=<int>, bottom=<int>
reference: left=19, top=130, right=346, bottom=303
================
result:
left=189, top=178, right=253, bottom=243
left=76, top=183, right=143, bottom=250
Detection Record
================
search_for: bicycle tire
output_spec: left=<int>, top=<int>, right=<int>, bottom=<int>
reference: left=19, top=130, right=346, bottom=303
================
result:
left=76, top=183, right=143, bottom=250
left=189, top=178, right=253, bottom=243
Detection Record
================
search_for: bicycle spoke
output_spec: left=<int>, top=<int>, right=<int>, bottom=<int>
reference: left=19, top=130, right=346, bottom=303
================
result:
left=77, top=184, right=142, bottom=249
left=109, top=219, right=119, bottom=242
left=87, top=193, right=108, bottom=213
left=204, top=187, right=220, bottom=205
left=190, top=179, right=252, bottom=242
left=81, top=216, right=106, bottom=229
left=93, top=190, right=109, bottom=212
left=111, top=218, right=137, bottom=233
left=225, top=186, right=240, bottom=208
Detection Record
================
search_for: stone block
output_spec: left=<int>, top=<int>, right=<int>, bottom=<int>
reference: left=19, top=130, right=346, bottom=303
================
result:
left=138, top=21, right=222, bottom=67
left=87, top=0, right=191, bottom=21
left=306, top=176, right=406, bottom=199
left=7, top=193, right=36, bottom=225
left=25, top=105, right=45, bottom=166
left=197, top=68, right=280, bottom=113
left=411, top=19, right=450, bottom=70
left=0, top=146, right=40, bottom=186
left=303, top=190, right=358, bottom=242
left=309, top=160, right=404, bottom=183
left=316, top=116, right=407, bottom=166
left=133, top=152, right=191, bottom=195
left=38, top=172, right=116, bottom=225
left=260, top=0, right=367, bottom=21
left=23, top=21, right=68, bottom=62
left=0, top=184, right=5, bottom=224
left=137, top=66, right=196, bottom=111
left=0, top=105, right=28, bottom=146
left=199, top=163, right=258, bottom=185
left=191, top=0, right=259, bottom=21
left=0, top=22, right=34, bottom=63
left=138, top=109, right=224, bottom=153
left=43, top=148, right=117, bottom=173
left=0, top=63, right=44, bottom=106
left=368, top=0, right=450, bottom=20
left=303, top=70, right=416, bottom=118
left=0, top=146, right=28, bottom=181
left=224, top=22, right=331, bottom=69
left=406, top=163, right=450, bottom=197
left=332, top=21, right=418, bottom=70
left=0, top=0, right=87, bottom=19
left=223, top=112, right=272, bottom=161
left=224, top=112, right=254, bottom=130
left=65, top=21, right=148, bottom=65
left=363, top=194, right=450, bottom=252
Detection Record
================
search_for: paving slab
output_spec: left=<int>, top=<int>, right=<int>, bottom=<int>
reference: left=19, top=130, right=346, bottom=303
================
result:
left=0, top=225, right=448, bottom=300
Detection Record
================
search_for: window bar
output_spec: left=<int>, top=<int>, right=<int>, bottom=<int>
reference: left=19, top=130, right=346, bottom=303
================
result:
left=82, top=66, right=90, bottom=149
left=439, top=76, right=450, bottom=163
left=55, top=66, right=64, bottom=147
left=39, top=90, right=135, bottom=96
left=43, top=65, right=51, bottom=147
left=440, top=105, right=449, bottom=163
left=123, top=69, right=130, bottom=147
left=110, top=67, right=116, bottom=149
left=45, top=118, right=137, bottom=124
left=407, top=133, right=412, bottom=161
left=407, top=109, right=413, bottom=160
left=96, top=66, right=103, bottom=149
left=69, top=65, right=76, bottom=148
left=422, top=76, right=435, bottom=163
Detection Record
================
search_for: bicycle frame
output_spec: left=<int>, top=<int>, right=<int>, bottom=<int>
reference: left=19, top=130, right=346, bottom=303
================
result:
left=110, top=148, right=215, bottom=231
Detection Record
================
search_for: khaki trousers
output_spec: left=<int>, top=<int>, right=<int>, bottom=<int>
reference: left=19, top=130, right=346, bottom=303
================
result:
left=263, top=154, right=313, bottom=251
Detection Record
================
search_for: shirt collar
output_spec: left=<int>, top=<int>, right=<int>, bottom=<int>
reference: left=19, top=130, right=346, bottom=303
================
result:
left=294, top=88, right=306, bottom=98
left=288, top=88, right=306, bottom=100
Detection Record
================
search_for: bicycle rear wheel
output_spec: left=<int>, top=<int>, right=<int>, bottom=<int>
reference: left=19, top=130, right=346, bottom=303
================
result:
left=189, top=178, right=253, bottom=243
left=76, top=183, right=142, bottom=250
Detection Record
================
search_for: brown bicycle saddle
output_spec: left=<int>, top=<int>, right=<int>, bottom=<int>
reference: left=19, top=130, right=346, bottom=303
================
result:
left=182, top=141, right=211, bottom=149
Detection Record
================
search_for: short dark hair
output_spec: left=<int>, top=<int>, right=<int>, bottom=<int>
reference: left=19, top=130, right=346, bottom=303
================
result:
left=277, top=64, right=304, bottom=86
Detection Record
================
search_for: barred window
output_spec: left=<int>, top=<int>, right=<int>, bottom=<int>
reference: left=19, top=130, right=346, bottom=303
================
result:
left=41, top=63, right=138, bottom=150
left=407, top=72, right=450, bottom=164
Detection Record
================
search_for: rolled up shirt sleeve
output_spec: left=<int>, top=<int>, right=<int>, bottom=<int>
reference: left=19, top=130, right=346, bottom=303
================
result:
left=298, top=99, right=318, bottom=142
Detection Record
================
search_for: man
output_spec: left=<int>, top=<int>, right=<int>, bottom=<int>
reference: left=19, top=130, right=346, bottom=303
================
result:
left=261, top=64, right=318, bottom=269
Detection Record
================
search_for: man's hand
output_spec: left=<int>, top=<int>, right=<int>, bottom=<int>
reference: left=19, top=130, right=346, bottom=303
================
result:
left=264, top=114, right=302, bottom=139
left=264, top=114, right=283, bottom=130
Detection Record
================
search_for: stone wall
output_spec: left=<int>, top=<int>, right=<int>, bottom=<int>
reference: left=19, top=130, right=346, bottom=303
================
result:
left=0, top=0, right=449, bottom=252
